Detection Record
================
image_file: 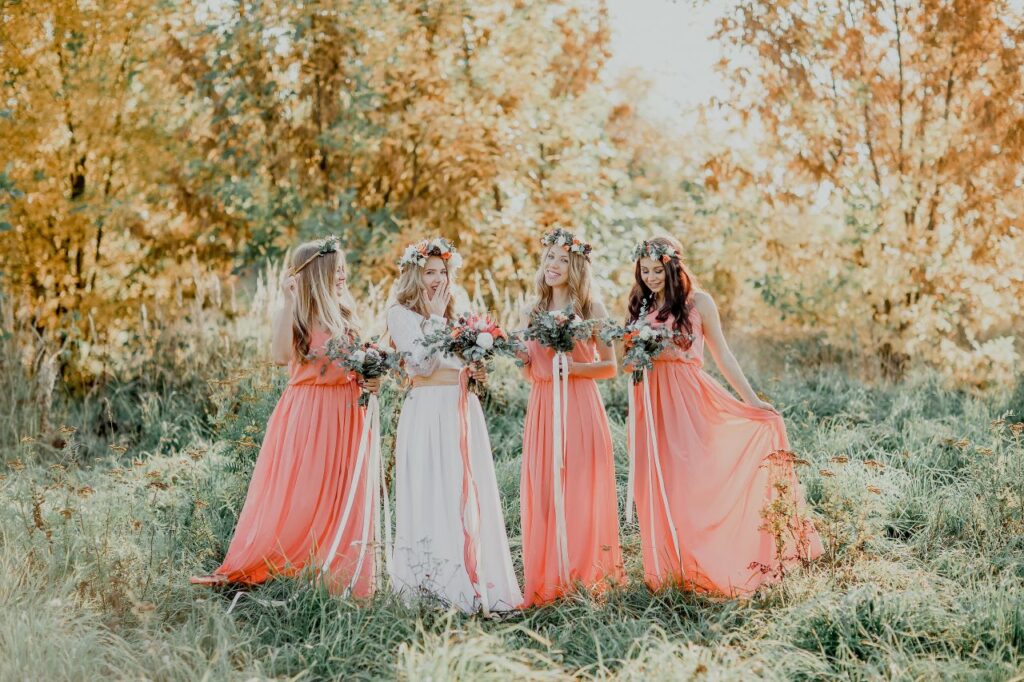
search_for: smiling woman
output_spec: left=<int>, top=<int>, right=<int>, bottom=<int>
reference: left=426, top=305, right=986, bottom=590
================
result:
left=622, top=235, right=823, bottom=595
left=191, top=236, right=378, bottom=596
left=518, top=228, right=624, bottom=607
left=385, top=238, right=522, bottom=614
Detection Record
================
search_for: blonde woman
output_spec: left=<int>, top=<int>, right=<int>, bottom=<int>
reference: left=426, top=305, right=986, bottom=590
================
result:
left=385, top=238, right=522, bottom=613
left=191, top=236, right=379, bottom=596
left=518, top=228, right=624, bottom=607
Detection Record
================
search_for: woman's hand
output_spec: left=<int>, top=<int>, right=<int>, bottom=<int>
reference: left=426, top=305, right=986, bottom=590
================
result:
left=747, top=397, right=779, bottom=414
left=421, top=281, right=451, bottom=318
left=558, top=358, right=576, bottom=378
left=470, top=361, right=488, bottom=385
left=360, top=376, right=382, bottom=395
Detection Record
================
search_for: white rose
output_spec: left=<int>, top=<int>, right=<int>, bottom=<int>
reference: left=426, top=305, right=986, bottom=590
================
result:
left=639, top=327, right=654, bottom=340
left=476, top=332, right=494, bottom=350
left=351, top=350, right=367, bottom=364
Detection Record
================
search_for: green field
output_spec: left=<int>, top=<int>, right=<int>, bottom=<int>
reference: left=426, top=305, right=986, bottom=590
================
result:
left=2, top=326, right=1023, bottom=681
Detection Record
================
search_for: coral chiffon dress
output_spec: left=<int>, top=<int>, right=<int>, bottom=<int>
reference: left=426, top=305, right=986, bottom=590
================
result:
left=631, top=307, right=823, bottom=596
left=213, top=329, right=374, bottom=596
left=520, top=337, right=625, bottom=607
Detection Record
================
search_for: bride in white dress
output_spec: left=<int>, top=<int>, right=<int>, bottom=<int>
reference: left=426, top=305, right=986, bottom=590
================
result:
left=385, top=238, right=522, bottom=613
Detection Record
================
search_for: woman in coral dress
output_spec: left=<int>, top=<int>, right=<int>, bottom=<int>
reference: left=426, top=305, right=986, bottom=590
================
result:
left=519, top=228, right=624, bottom=607
left=385, top=238, right=522, bottom=613
left=625, top=236, right=823, bottom=596
left=191, top=237, right=378, bottom=596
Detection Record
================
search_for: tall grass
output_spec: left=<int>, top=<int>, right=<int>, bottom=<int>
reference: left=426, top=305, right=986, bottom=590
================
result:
left=1, top=271, right=1023, bottom=679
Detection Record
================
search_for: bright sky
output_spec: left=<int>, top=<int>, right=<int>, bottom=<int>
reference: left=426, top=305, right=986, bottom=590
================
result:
left=605, top=0, right=728, bottom=127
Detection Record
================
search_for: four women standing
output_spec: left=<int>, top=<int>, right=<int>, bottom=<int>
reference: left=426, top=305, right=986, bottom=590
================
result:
left=193, top=229, right=822, bottom=610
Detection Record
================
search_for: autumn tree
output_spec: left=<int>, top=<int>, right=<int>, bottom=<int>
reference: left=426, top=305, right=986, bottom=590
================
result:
left=2, top=0, right=638, bottom=378
left=711, top=0, right=1024, bottom=384
left=165, top=0, right=626, bottom=296
left=0, top=0, right=237, bottom=377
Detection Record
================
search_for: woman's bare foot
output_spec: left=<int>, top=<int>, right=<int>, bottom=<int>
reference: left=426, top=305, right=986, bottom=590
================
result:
left=189, top=574, right=229, bottom=586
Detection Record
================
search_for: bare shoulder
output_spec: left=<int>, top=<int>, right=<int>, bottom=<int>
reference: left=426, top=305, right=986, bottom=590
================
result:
left=691, top=290, right=717, bottom=317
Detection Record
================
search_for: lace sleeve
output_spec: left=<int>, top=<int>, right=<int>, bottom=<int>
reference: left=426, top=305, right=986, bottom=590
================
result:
left=386, top=305, right=445, bottom=378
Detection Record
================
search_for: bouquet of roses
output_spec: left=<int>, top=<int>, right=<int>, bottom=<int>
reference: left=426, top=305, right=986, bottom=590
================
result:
left=523, top=307, right=597, bottom=354
left=325, top=336, right=401, bottom=406
left=419, top=313, right=524, bottom=390
left=601, top=316, right=682, bottom=383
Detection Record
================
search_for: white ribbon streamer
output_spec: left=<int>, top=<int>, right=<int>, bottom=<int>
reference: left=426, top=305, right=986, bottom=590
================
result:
left=377, top=396, right=392, bottom=586
left=460, top=388, right=489, bottom=615
left=625, top=381, right=637, bottom=526
left=322, top=394, right=389, bottom=597
left=551, top=351, right=571, bottom=585
left=638, top=368, right=682, bottom=577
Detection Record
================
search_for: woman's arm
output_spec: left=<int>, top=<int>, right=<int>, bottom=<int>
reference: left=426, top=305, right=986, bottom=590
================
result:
left=694, top=292, right=777, bottom=413
left=516, top=310, right=533, bottom=382
left=567, top=300, right=617, bottom=380
left=270, top=275, right=297, bottom=366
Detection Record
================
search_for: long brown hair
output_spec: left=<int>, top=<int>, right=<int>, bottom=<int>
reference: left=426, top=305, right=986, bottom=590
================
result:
left=290, top=240, right=357, bottom=359
left=531, top=245, right=595, bottom=319
left=626, top=235, right=695, bottom=347
left=390, top=255, right=457, bottom=320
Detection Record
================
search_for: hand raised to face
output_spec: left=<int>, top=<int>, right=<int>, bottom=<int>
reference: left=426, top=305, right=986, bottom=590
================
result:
left=422, top=280, right=450, bottom=318
left=280, top=272, right=298, bottom=302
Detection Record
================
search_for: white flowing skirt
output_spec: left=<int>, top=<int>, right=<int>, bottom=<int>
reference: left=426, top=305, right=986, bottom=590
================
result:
left=389, top=385, right=523, bottom=612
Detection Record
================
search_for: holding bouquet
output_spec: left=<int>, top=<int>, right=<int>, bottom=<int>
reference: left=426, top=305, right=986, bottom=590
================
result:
left=601, top=314, right=691, bottom=383
left=524, top=307, right=597, bottom=356
left=517, top=228, right=624, bottom=606
left=418, top=313, right=523, bottom=391
left=326, top=337, right=401, bottom=406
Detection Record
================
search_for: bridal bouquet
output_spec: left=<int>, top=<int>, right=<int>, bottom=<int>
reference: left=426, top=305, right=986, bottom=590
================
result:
left=523, top=308, right=596, bottom=353
left=325, top=337, right=401, bottom=406
left=601, top=316, right=683, bottom=383
left=419, top=313, right=524, bottom=390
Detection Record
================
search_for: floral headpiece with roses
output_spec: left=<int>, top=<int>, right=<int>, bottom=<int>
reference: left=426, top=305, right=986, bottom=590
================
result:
left=541, top=228, right=592, bottom=261
left=398, top=237, right=464, bottom=271
left=632, top=240, right=680, bottom=264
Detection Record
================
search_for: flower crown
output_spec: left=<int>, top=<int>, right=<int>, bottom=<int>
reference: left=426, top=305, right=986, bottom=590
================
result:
left=541, top=228, right=592, bottom=260
left=632, top=240, right=680, bottom=264
left=398, top=237, right=464, bottom=270
left=292, top=234, right=342, bottom=275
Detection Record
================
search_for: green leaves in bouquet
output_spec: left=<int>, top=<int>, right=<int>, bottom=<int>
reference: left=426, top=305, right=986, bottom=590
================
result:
left=524, top=308, right=597, bottom=354
left=323, top=336, right=403, bottom=407
left=418, top=313, right=523, bottom=395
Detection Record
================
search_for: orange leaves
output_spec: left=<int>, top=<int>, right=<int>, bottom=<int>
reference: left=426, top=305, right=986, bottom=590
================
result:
left=706, top=0, right=1024, bottom=385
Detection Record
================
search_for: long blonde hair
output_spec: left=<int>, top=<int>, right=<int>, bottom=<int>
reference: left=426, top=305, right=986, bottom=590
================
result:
left=390, top=257, right=457, bottom=320
left=532, top=245, right=595, bottom=318
left=290, top=240, right=358, bottom=358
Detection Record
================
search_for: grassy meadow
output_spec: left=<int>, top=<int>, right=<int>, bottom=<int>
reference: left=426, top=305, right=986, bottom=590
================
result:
left=1, top=281, right=1023, bottom=681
